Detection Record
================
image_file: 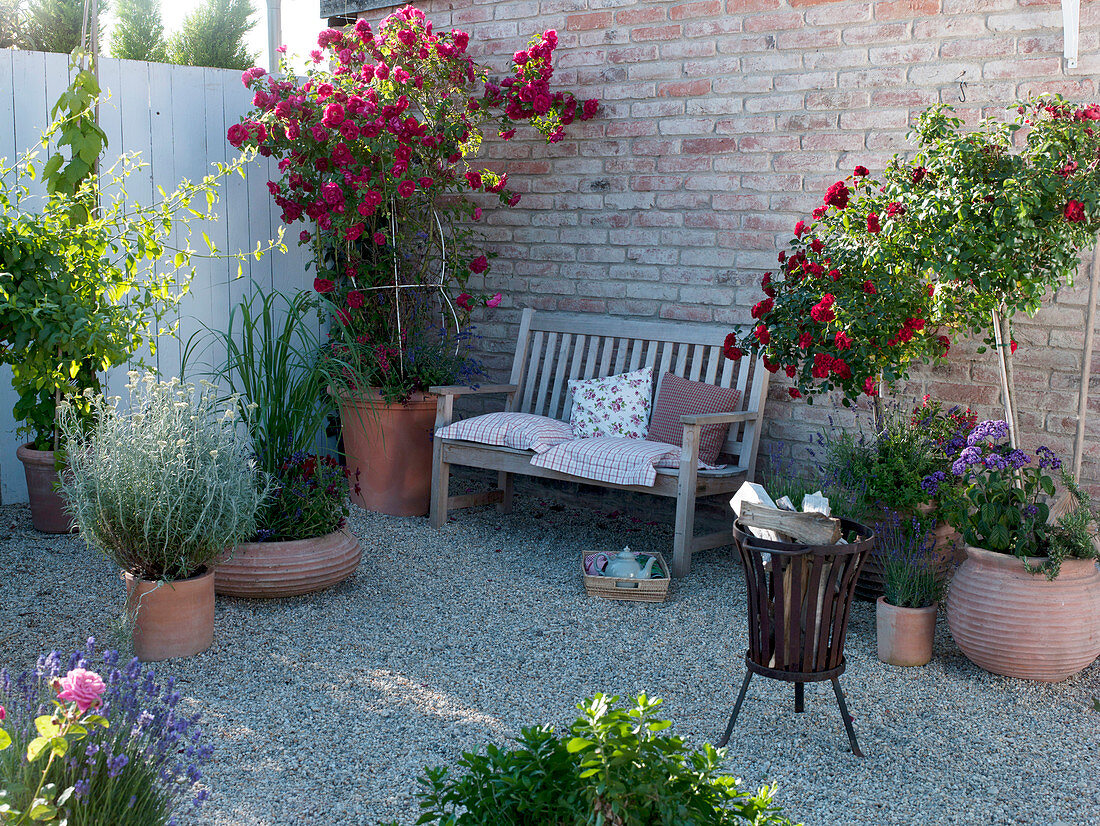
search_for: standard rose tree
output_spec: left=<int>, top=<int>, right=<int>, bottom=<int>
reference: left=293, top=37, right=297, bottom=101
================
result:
left=229, top=6, right=598, bottom=401
left=724, top=97, right=1100, bottom=408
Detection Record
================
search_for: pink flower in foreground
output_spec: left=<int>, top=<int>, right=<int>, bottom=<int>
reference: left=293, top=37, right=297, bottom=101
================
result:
left=56, top=669, right=105, bottom=713
left=487, top=293, right=502, bottom=308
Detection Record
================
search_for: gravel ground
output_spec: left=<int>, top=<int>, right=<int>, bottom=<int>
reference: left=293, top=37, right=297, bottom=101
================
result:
left=2, top=495, right=1099, bottom=826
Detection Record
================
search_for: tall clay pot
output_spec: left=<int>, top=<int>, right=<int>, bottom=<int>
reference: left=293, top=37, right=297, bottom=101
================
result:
left=876, top=597, right=937, bottom=667
left=214, top=527, right=361, bottom=598
left=946, top=545, right=1100, bottom=682
left=335, top=390, right=437, bottom=516
left=16, top=443, right=72, bottom=534
left=124, top=568, right=215, bottom=662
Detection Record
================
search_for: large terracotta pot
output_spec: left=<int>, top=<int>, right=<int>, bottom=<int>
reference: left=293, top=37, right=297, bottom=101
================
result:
left=16, top=443, right=72, bottom=534
left=214, top=527, right=361, bottom=598
left=876, top=596, right=937, bottom=667
left=946, top=545, right=1100, bottom=682
left=124, top=568, right=215, bottom=662
left=335, top=389, right=437, bottom=516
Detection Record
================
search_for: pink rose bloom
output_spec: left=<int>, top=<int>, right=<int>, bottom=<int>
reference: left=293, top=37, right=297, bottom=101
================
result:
left=56, top=668, right=105, bottom=713
left=487, top=293, right=502, bottom=308
left=321, top=102, right=346, bottom=128
left=393, top=67, right=410, bottom=83
left=472, top=207, right=482, bottom=220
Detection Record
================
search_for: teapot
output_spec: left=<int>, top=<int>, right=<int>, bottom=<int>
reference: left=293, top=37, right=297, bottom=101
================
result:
left=600, top=547, right=657, bottom=579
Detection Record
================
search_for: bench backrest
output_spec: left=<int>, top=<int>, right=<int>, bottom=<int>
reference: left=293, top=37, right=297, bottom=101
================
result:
left=505, top=309, right=769, bottom=472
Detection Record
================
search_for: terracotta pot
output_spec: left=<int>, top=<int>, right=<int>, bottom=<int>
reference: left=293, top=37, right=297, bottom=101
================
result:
left=876, top=596, right=937, bottom=667
left=946, top=545, right=1100, bottom=682
left=16, top=443, right=72, bottom=534
left=214, top=527, right=361, bottom=598
left=124, top=568, right=215, bottom=662
left=335, top=389, right=437, bottom=516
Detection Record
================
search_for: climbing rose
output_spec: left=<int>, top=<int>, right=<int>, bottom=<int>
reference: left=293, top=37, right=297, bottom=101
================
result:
left=912, top=166, right=927, bottom=183
left=1010, top=339, right=1018, bottom=354
left=834, top=330, right=853, bottom=350
left=314, top=278, right=335, bottom=293
left=810, top=294, right=836, bottom=323
left=722, top=332, right=743, bottom=360
left=754, top=324, right=770, bottom=345
left=939, top=334, right=951, bottom=354
left=812, top=206, right=827, bottom=219
left=1063, top=200, right=1086, bottom=222
left=487, top=293, right=502, bottom=308
left=456, top=293, right=472, bottom=311
left=824, top=181, right=850, bottom=209
left=853, top=165, right=869, bottom=177
left=862, top=280, right=877, bottom=295
left=886, top=201, right=905, bottom=217
left=866, top=213, right=881, bottom=234
left=789, top=387, right=802, bottom=399
left=397, top=180, right=416, bottom=197
left=794, top=220, right=807, bottom=237
left=469, top=255, right=489, bottom=274
left=863, top=376, right=878, bottom=396
left=798, top=331, right=813, bottom=349
left=346, top=290, right=364, bottom=308
left=751, top=298, right=774, bottom=319
left=373, top=232, right=385, bottom=245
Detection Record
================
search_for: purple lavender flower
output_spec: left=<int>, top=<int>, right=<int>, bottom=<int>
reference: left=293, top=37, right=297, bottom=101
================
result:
left=107, top=753, right=129, bottom=778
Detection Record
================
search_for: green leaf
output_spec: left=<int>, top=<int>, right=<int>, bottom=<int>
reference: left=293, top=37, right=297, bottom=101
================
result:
left=26, top=735, right=50, bottom=762
left=565, top=737, right=593, bottom=753
left=29, top=800, right=58, bottom=821
left=0, top=729, right=10, bottom=751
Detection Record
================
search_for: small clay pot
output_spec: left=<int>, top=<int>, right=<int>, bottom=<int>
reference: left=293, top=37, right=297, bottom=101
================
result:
left=335, top=390, right=438, bottom=516
left=876, top=596, right=937, bottom=667
left=124, top=568, right=215, bottom=662
left=947, top=545, right=1100, bottom=682
left=16, top=443, right=73, bottom=534
left=214, top=528, right=361, bottom=598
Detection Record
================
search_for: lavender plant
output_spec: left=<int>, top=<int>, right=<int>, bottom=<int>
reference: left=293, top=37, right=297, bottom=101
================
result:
left=58, top=373, right=269, bottom=581
left=257, top=452, right=352, bottom=542
left=0, top=641, right=212, bottom=826
left=876, top=511, right=943, bottom=608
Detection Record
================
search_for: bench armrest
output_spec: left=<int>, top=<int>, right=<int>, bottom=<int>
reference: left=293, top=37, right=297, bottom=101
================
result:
left=430, top=384, right=519, bottom=397
left=680, top=409, right=760, bottom=427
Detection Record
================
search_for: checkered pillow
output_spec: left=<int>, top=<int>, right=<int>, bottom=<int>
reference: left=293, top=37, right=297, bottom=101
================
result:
left=436, top=412, right=575, bottom=454
left=646, top=373, right=742, bottom=465
left=567, top=366, right=653, bottom=440
left=530, top=437, right=679, bottom=487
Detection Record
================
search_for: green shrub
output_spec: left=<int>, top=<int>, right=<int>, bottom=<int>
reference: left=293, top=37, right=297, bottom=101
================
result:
left=59, top=373, right=268, bottom=581
left=408, top=694, right=796, bottom=826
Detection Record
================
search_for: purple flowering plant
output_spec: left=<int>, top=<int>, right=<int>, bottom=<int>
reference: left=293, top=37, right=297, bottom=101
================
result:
left=0, top=641, right=211, bottom=826
left=926, top=420, right=1057, bottom=561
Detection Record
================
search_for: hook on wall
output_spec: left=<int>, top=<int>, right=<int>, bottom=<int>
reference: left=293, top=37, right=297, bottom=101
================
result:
left=955, top=71, right=968, bottom=103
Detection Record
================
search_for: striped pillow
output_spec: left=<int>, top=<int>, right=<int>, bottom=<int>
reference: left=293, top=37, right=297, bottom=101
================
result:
left=436, top=412, right=575, bottom=454
left=646, top=373, right=742, bottom=465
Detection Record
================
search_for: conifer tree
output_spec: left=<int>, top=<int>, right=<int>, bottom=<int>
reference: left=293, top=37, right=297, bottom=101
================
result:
left=110, top=0, right=166, bottom=62
left=168, top=0, right=256, bottom=70
left=20, top=0, right=105, bottom=54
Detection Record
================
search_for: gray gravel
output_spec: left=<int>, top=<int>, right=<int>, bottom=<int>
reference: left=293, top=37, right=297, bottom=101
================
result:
left=2, top=495, right=1099, bottom=826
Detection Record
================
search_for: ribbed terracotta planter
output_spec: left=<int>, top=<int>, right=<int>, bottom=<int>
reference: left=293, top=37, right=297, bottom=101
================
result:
left=335, top=390, right=437, bottom=516
left=214, top=527, right=361, bottom=598
left=876, top=597, right=937, bottom=667
left=16, top=443, right=72, bottom=534
left=124, top=568, right=215, bottom=662
left=947, top=545, right=1100, bottom=682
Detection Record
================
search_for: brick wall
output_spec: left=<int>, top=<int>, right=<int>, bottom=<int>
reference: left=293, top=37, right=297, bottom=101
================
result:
left=353, top=0, right=1100, bottom=491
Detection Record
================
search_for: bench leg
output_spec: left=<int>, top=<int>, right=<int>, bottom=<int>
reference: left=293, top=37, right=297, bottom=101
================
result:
left=672, top=483, right=699, bottom=578
left=497, top=471, right=514, bottom=514
left=430, top=441, right=449, bottom=529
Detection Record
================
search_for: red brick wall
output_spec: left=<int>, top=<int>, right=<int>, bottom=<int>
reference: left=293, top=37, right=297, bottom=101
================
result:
left=355, top=0, right=1100, bottom=490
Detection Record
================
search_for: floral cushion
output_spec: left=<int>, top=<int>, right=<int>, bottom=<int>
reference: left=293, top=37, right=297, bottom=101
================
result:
left=529, top=437, right=679, bottom=487
left=435, top=412, right=575, bottom=454
left=646, top=373, right=742, bottom=465
left=567, top=366, right=653, bottom=440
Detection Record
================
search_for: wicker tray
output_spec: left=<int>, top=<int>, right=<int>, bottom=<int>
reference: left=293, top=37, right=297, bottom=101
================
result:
left=581, top=552, right=670, bottom=603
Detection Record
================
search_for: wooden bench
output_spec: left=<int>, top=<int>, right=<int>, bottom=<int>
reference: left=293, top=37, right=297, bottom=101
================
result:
left=429, top=309, right=770, bottom=577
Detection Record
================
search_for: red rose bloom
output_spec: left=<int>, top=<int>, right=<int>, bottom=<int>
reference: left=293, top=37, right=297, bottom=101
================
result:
left=754, top=324, right=770, bottom=345
left=811, top=352, right=833, bottom=379
left=853, top=165, right=869, bottom=177
left=456, top=293, right=472, bottom=311
left=812, top=205, right=827, bottom=219
left=763, top=356, right=780, bottom=374
left=810, top=294, right=836, bottom=323
left=751, top=298, right=774, bottom=319
left=785, top=365, right=796, bottom=378
left=314, top=277, right=335, bottom=293
left=863, top=376, right=878, bottom=396
left=885, top=201, right=905, bottom=217
left=794, top=220, right=807, bottom=238
left=1010, top=339, right=1018, bottom=354
left=866, top=213, right=881, bottom=234
left=798, top=331, right=813, bottom=349
left=469, top=255, right=489, bottom=274
left=912, top=166, right=927, bottom=183
left=346, top=290, right=364, bottom=309
left=722, top=333, right=743, bottom=360
left=927, top=283, right=935, bottom=297
left=788, top=387, right=802, bottom=399
left=862, top=280, right=877, bottom=295
left=397, top=179, right=416, bottom=197
left=831, top=359, right=852, bottom=380
left=825, top=181, right=850, bottom=209
left=834, top=330, right=853, bottom=350
left=1063, top=200, right=1086, bottom=222
left=938, top=334, right=951, bottom=354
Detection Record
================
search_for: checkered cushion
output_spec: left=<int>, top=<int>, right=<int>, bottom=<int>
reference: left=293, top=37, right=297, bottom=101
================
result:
left=529, top=437, right=679, bottom=487
left=646, top=373, right=742, bottom=465
left=567, top=366, right=653, bottom=440
left=436, top=412, right=575, bottom=454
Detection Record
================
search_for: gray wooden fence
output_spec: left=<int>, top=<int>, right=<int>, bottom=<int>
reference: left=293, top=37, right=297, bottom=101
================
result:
left=0, top=50, right=311, bottom=503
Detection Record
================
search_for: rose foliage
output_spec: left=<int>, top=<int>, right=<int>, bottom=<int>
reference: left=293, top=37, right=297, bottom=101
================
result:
left=725, top=96, right=1100, bottom=404
left=230, top=6, right=598, bottom=400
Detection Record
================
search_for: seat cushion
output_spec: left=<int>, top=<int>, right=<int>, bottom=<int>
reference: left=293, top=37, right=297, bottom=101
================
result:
left=567, top=366, right=653, bottom=440
left=435, top=412, right=575, bottom=454
left=529, top=436, right=679, bottom=487
left=646, top=373, right=742, bottom=465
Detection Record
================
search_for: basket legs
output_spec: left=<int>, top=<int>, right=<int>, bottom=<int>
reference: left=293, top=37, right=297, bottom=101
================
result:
left=831, top=678, right=864, bottom=758
left=716, top=671, right=752, bottom=747
left=794, top=682, right=804, bottom=713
